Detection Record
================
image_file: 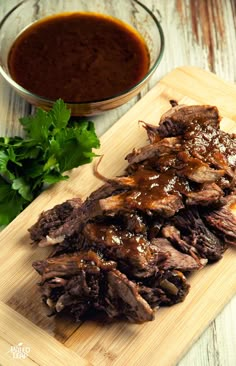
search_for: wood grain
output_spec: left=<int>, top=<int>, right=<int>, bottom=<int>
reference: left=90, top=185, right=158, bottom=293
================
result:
left=0, top=302, right=90, bottom=366
left=0, top=67, right=235, bottom=366
left=0, top=1, right=236, bottom=365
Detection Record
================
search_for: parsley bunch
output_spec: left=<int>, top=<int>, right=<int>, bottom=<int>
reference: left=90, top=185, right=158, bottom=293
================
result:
left=0, top=99, right=100, bottom=227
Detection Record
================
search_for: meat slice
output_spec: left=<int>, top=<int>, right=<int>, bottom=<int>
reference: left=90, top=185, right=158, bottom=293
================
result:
left=33, top=250, right=117, bottom=282
left=104, top=269, right=154, bottom=322
left=33, top=250, right=153, bottom=322
left=139, top=269, right=190, bottom=307
left=151, top=238, right=207, bottom=271
left=100, top=169, right=187, bottom=217
left=158, top=105, right=220, bottom=137
left=203, top=195, right=236, bottom=246
left=163, top=208, right=225, bottom=261
left=185, top=183, right=223, bottom=206
left=29, top=183, right=127, bottom=247
left=29, top=198, right=82, bottom=243
left=52, top=272, right=100, bottom=317
left=147, top=216, right=164, bottom=239
left=82, top=222, right=160, bottom=278
left=141, top=121, right=162, bottom=144
left=121, top=211, right=146, bottom=234
left=177, top=152, right=225, bottom=183
left=99, top=191, right=183, bottom=217
left=125, top=137, right=181, bottom=165
left=184, top=125, right=236, bottom=171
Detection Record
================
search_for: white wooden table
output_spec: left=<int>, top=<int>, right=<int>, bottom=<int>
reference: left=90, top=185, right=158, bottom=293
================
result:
left=0, top=1, right=235, bottom=365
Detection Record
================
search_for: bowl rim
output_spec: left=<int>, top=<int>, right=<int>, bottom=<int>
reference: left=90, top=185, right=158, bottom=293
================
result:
left=0, top=0, right=165, bottom=106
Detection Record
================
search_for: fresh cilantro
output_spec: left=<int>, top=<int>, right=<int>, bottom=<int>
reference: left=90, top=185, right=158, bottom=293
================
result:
left=0, top=99, right=100, bottom=227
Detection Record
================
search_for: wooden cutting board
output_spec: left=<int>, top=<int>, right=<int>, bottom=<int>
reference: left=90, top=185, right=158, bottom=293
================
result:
left=0, top=66, right=236, bottom=366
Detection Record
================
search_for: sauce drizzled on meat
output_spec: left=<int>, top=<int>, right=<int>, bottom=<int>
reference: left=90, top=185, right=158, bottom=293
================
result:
left=129, top=168, right=191, bottom=198
left=30, top=103, right=236, bottom=323
left=184, top=123, right=236, bottom=167
left=8, top=12, right=150, bottom=102
left=84, top=223, right=149, bottom=258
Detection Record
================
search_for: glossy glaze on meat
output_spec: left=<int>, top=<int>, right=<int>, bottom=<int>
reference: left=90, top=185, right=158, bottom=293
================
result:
left=29, top=102, right=236, bottom=323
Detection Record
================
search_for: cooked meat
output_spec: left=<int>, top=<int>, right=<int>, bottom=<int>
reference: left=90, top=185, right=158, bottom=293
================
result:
left=147, top=216, right=164, bottom=239
left=82, top=222, right=168, bottom=278
left=185, top=183, right=223, bottom=206
left=141, top=121, right=162, bottom=144
left=104, top=269, right=154, bottom=322
left=164, top=207, right=225, bottom=261
left=184, top=125, right=236, bottom=171
left=125, top=137, right=181, bottom=165
left=99, top=191, right=184, bottom=217
left=83, top=223, right=151, bottom=267
left=121, top=211, right=146, bottom=234
left=30, top=101, right=236, bottom=323
left=139, top=269, right=190, bottom=307
left=203, top=195, right=236, bottom=246
left=177, top=152, right=225, bottom=183
left=151, top=238, right=207, bottom=271
left=100, top=169, right=188, bottom=217
left=34, top=250, right=154, bottom=322
left=33, top=250, right=117, bottom=282
left=33, top=183, right=128, bottom=247
left=52, top=272, right=99, bottom=316
left=29, top=198, right=82, bottom=243
left=158, top=105, right=220, bottom=137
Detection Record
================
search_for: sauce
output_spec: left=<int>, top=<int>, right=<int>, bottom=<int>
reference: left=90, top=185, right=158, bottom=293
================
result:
left=84, top=222, right=151, bottom=265
left=8, top=12, right=150, bottom=102
left=123, top=168, right=191, bottom=210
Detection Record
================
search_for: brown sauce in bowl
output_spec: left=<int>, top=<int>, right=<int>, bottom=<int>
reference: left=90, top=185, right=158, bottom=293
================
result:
left=8, top=12, right=150, bottom=102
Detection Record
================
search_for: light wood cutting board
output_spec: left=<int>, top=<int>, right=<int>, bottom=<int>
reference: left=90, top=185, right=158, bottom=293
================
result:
left=0, top=66, right=235, bottom=366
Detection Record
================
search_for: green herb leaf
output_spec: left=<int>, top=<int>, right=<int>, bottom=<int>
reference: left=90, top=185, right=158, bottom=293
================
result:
left=0, top=177, right=26, bottom=227
left=0, top=100, right=100, bottom=227
left=0, top=151, right=9, bottom=172
left=0, top=150, right=15, bottom=180
left=43, top=172, right=68, bottom=184
left=20, top=108, right=51, bottom=143
left=74, top=121, right=100, bottom=149
left=49, top=98, right=71, bottom=129
left=12, top=177, right=33, bottom=201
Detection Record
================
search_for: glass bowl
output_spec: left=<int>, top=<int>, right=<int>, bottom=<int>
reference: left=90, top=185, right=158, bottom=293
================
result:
left=0, top=0, right=164, bottom=116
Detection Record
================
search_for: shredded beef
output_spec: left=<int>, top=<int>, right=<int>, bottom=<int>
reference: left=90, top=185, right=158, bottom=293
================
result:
left=29, top=101, right=236, bottom=323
